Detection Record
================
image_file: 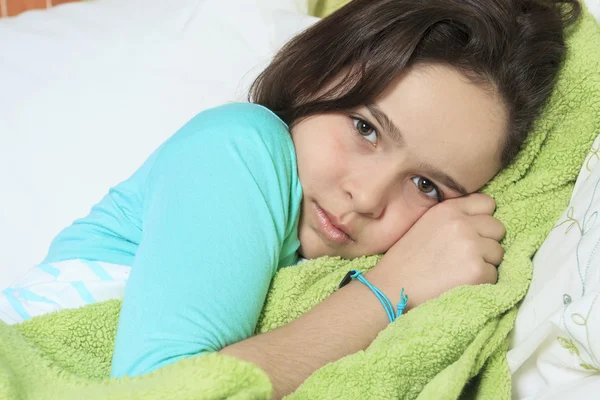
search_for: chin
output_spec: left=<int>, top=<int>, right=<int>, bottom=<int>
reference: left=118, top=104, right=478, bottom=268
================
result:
left=297, top=242, right=327, bottom=260
left=297, top=247, right=317, bottom=260
left=297, top=246, right=307, bottom=259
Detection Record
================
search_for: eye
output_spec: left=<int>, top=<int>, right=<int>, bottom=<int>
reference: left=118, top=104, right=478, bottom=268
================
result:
left=411, top=176, right=443, bottom=202
left=352, top=118, right=378, bottom=144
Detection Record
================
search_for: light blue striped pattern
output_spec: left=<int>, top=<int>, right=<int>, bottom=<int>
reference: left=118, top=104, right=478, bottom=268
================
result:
left=71, top=282, right=96, bottom=304
left=1, top=289, right=31, bottom=320
left=16, top=289, right=59, bottom=305
left=84, top=260, right=113, bottom=281
left=37, top=263, right=60, bottom=278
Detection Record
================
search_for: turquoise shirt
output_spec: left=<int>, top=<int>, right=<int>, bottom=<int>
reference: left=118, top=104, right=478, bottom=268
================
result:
left=43, top=103, right=302, bottom=377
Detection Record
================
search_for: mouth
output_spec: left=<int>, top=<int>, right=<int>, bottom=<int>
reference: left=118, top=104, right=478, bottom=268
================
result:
left=313, top=202, right=354, bottom=244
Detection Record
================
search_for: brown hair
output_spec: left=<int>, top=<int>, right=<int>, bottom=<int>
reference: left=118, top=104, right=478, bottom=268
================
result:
left=249, top=0, right=581, bottom=167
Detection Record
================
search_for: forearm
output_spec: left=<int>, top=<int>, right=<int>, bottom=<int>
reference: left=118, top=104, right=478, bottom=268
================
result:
left=220, top=269, right=398, bottom=399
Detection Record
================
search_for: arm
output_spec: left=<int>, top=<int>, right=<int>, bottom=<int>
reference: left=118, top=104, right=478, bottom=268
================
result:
left=110, top=104, right=301, bottom=377
left=221, top=266, right=398, bottom=399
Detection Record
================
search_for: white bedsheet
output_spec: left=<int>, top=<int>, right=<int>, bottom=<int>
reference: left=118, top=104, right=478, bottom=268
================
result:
left=0, top=0, right=315, bottom=288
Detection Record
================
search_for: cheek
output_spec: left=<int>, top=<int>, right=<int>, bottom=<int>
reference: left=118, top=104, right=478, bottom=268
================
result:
left=295, top=129, right=349, bottom=190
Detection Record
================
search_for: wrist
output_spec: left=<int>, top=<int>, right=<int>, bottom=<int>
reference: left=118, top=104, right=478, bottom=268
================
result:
left=339, top=269, right=409, bottom=322
left=364, top=264, right=417, bottom=312
left=340, top=278, right=394, bottom=329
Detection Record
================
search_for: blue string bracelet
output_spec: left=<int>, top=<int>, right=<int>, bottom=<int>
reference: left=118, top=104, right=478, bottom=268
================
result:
left=338, top=269, right=409, bottom=323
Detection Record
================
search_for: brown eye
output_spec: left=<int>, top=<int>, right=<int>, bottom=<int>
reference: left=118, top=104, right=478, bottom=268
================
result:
left=411, top=176, right=442, bottom=201
left=418, top=178, right=434, bottom=193
left=357, top=120, right=374, bottom=136
left=352, top=118, right=378, bottom=144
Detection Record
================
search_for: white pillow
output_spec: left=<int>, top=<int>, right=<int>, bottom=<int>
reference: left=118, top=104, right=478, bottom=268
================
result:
left=0, top=0, right=317, bottom=288
left=508, top=134, right=600, bottom=399
left=588, top=0, right=600, bottom=21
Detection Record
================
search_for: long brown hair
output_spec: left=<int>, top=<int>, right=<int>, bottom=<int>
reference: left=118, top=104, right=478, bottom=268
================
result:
left=249, top=0, right=581, bottom=167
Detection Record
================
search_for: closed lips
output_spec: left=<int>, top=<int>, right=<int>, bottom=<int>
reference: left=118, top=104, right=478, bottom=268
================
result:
left=313, top=203, right=354, bottom=244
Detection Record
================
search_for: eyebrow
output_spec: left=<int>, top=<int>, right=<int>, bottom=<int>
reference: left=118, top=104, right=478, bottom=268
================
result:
left=365, top=103, right=469, bottom=197
left=366, top=103, right=404, bottom=145
left=419, top=162, right=469, bottom=196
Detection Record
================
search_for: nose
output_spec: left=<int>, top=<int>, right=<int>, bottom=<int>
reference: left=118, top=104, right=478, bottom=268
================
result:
left=345, top=170, right=395, bottom=219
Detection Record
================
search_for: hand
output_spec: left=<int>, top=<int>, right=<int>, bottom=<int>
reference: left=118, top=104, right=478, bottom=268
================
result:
left=219, top=196, right=505, bottom=398
left=368, top=193, right=504, bottom=309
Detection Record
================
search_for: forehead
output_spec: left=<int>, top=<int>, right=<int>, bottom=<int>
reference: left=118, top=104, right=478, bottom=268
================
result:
left=376, top=63, right=508, bottom=192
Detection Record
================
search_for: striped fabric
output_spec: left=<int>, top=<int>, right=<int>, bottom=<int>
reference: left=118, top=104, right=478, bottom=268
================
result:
left=0, top=259, right=130, bottom=324
left=0, top=0, right=81, bottom=18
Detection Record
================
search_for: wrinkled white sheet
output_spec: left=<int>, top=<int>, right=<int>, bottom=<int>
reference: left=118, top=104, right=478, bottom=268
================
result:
left=0, top=0, right=316, bottom=288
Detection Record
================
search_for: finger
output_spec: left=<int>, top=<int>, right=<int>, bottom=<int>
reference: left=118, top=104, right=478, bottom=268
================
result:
left=479, top=237, right=505, bottom=266
left=482, top=263, right=499, bottom=284
left=448, top=193, right=496, bottom=216
left=469, top=215, right=506, bottom=241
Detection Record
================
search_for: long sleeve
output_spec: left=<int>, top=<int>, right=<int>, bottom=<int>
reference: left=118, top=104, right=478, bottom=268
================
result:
left=42, top=103, right=302, bottom=378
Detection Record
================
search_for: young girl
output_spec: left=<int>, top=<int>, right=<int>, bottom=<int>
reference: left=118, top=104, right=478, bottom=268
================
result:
left=2, top=0, right=580, bottom=397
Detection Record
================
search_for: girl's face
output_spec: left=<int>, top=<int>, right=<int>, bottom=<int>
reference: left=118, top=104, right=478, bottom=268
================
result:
left=291, top=63, right=508, bottom=259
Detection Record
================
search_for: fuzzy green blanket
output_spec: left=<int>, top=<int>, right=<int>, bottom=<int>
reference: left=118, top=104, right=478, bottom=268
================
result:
left=1, top=8, right=599, bottom=400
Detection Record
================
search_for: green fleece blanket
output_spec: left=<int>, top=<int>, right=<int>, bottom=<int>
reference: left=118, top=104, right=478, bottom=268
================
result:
left=1, top=8, right=599, bottom=400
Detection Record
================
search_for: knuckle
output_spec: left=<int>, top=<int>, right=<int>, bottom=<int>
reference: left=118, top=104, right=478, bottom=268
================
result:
left=498, top=244, right=505, bottom=258
left=463, top=239, right=479, bottom=256
left=470, top=262, right=495, bottom=285
left=496, top=220, right=506, bottom=238
left=465, top=261, right=485, bottom=284
left=479, top=194, right=496, bottom=213
left=484, top=216, right=505, bottom=241
left=447, top=218, right=469, bottom=237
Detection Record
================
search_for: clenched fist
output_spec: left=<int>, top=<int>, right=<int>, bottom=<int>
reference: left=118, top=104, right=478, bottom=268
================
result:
left=367, top=193, right=504, bottom=309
